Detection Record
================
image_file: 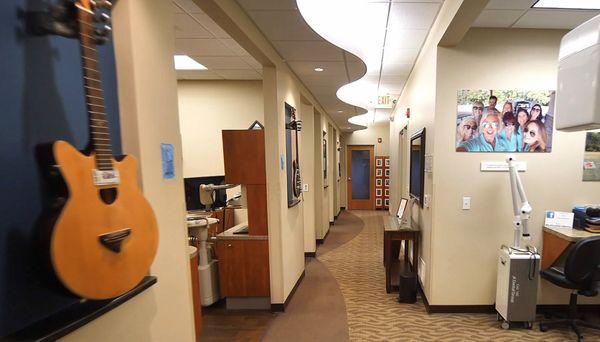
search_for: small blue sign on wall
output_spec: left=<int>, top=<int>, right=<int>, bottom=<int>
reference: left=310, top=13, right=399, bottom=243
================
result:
left=161, top=143, right=175, bottom=179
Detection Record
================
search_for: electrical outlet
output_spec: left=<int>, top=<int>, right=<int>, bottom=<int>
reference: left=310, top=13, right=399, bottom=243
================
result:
left=462, top=196, right=471, bottom=210
left=303, top=183, right=309, bottom=192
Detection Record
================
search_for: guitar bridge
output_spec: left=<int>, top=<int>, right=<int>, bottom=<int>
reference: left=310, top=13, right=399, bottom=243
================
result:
left=98, top=228, right=131, bottom=253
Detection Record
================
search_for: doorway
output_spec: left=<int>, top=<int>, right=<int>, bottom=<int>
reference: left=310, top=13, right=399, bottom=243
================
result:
left=346, top=145, right=375, bottom=210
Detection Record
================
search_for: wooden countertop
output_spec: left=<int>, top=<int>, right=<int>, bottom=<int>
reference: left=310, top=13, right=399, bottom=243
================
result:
left=216, top=222, right=268, bottom=240
left=543, top=225, right=597, bottom=242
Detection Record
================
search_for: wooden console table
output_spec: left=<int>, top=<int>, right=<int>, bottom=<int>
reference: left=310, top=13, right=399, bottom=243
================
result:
left=383, top=216, right=420, bottom=293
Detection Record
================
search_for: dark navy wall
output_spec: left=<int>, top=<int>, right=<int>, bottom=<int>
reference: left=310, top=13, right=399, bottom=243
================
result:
left=0, top=0, right=121, bottom=336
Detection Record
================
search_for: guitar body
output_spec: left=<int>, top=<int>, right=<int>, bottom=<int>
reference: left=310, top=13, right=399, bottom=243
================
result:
left=50, top=140, right=158, bottom=299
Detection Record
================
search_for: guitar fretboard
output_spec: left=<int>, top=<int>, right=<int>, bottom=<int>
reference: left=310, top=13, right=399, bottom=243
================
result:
left=77, top=6, right=113, bottom=171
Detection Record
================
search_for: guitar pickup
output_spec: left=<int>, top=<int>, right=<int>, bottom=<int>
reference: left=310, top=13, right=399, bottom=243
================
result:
left=98, top=228, right=131, bottom=253
left=93, top=169, right=120, bottom=186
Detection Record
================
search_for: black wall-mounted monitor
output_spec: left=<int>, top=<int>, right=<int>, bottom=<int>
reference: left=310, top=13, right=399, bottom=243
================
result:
left=409, top=128, right=426, bottom=208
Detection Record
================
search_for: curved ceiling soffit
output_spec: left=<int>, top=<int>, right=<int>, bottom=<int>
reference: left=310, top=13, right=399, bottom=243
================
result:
left=297, top=0, right=391, bottom=130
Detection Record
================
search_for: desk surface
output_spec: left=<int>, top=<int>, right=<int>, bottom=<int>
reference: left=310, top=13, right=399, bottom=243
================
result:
left=543, top=225, right=597, bottom=242
left=383, top=216, right=419, bottom=232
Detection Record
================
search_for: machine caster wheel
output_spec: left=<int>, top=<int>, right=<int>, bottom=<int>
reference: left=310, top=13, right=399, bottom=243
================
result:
left=501, top=321, right=510, bottom=330
left=524, top=322, right=533, bottom=329
left=540, top=323, right=548, bottom=332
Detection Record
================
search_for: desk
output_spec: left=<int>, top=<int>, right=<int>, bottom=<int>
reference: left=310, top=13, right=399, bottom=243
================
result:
left=383, top=216, right=420, bottom=293
left=541, top=225, right=597, bottom=270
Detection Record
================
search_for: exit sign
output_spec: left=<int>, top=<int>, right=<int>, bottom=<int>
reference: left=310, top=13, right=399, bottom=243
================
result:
left=376, top=95, right=393, bottom=108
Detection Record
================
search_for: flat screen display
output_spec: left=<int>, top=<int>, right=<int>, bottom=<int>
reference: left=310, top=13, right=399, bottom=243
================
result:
left=409, top=129, right=426, bottom=206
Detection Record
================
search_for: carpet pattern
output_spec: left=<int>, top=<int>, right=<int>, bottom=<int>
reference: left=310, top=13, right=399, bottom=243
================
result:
left=318, top=210, right=599, bottom=342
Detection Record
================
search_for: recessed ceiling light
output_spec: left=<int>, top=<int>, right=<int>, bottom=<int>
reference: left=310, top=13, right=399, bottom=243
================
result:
left=337, top=110, right=343, bottom=113
left=174, top=55, right=207, bottom=70
left=533, top=0, right=600, bottom=10
left=314, top=67, right=324, bottom=72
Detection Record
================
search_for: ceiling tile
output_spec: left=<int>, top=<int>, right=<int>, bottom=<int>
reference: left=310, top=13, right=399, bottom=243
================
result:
left=472, top=9, right=525, bottom=27
left=272, top=41, right=344, bottom=61
left=213, top=69, right=262, bottom=80
left=248, top=11, right=322, bottom=41
left=301, top=74, right=349, bottom=88
left=486, top=0, right=537, bottom=10
left=381, top=63, right=412, bottom=76
left=172, top=0, right=203, bottom=13
left=236, top=0, right=297, bottom=11
left=192, top=56, right=252, bottom=69
left=385, top=29, right=429, bottom=50
left=388, top=2, right=441, bottom=30
left=347, top=62, right=366, bottom=80
left=513, top=9, right=600, bottom=29
left=174, top=14, right=214, bottom=39
left=383, top=48, right=419, bottom=66
left=175, top=39, right=236, bottom=56
left=344, top=52, right=364, bottom=64
left=176, top=70, right=223, bottom=80
left=190, top=12, right=231, bottom=39
left=287, top=61, right=347, bottom=76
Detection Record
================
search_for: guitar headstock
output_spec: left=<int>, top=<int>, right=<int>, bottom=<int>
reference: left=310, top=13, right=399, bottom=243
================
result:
left=75, top=0, right=113, bottom=45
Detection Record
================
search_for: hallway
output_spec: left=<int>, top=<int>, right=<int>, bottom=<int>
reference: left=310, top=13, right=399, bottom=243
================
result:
left=203, top=210, right=595, bottom=341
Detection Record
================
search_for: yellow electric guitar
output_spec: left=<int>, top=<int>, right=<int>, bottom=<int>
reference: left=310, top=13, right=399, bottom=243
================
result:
left=49, top=0, right=158, bottom=300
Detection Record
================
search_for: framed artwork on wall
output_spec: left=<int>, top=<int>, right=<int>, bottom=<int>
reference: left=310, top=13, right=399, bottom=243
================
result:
left=376, top=179, right=382, bottom=187
left=384, top=158, right=390, bottom=167
left=385, top=179, right=390, bottom=187
left=376, top=198, right=382, bottom=206
left=376, top=158, right=383, bottom=167
left=376, top=169, right=382, bottom=177
left=456, top=89, right=555, bottom=153
left=384, top=169, right=390, bottom=177
left=384, top=198, right=390, bottom=207
left=385, top=189, right=389, bottom=197
left=285, top=103, right=302, bottom=207
left=323, top=131, right=328, bottom=184
left=376, top=189, right=382, bottom=197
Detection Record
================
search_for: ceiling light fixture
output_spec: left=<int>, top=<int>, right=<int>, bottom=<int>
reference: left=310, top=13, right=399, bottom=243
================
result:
left=314, top=67, right=324, bottom=72
left=533, top=0, right=600, bottom=10
left=337, top=110, right=343, bottom=113
left=174, top=55, right=207, bottom=70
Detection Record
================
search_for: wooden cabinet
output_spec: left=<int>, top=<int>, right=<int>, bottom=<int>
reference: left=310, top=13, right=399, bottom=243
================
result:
left=216, top=239, right=270, bottom=297
left=222, top=130, right=266, bottom=185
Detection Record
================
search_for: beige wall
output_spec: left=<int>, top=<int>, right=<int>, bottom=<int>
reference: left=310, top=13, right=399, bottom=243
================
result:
left=345, top=123, right=390, bottom=156
left=300, top=102, right=317, bottom=253
left=432, top=28, right=600, bottom=305
left=64, top=0, right=196, bottom=340
left=177, top=80, right=263, bottom=177
left=389, top=0, right=463, bottom=297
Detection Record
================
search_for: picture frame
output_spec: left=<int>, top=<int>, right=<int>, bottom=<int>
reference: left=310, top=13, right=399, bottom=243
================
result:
left=384, top=169, right=390, bottom=177
left=385, top=189, right=389, bottom=197
left=376, top=179, right=383, bottom=187
left=384, top=179, right=390, bottom=187
left=376, top=169, right=383, bottom=177
left=384, top=198, right=390, bottom=206
left=384, top=158, right=390, bottom=167
left=376, top=198, right=382, bottom=206
left=376, top=159, right=383, bottom=167
left=376, top=189, right=382, bottom=197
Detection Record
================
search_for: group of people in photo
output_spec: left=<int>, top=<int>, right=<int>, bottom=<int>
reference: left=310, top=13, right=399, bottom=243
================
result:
left=456, top=92, right=554, bottom=152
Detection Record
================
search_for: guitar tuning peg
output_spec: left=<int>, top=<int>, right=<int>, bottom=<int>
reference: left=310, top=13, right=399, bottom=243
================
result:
left=94, top=12, right=111, bottom=24
left=96, top=36, right=109, bottom=45
left=91, top=0, right=113, bottom=10
left=95, top=25, right=111, bottom=37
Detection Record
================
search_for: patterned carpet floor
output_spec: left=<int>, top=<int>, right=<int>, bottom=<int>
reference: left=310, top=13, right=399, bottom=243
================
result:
left=318, top=210, right=600, bottom=342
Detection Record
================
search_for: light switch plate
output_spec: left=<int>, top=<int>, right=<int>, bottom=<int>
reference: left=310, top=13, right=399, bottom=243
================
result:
left=462, top=196, right=471, bottom=210
left=303, top=183, right=309, bottom=192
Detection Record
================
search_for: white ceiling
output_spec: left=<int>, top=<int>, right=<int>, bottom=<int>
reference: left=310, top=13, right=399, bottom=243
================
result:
left=172, top=0, right=262, bottom=80
left=473, top=0, right=600, bottom=29
left=235, top=0, right=367, bottom=129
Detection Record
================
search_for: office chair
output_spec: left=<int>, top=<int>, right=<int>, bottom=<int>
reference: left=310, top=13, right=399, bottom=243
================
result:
left=539, top=236, right=600, bottom=342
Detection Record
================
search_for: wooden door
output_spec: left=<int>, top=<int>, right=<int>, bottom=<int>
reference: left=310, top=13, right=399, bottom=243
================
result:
left=347, top=145, right=375, bottom=210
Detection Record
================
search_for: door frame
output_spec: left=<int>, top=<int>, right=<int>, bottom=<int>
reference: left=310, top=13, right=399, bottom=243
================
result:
left=346, top=145, right=375, bottom=210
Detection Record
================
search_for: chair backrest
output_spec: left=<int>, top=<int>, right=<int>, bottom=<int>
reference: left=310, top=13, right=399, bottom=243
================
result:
left=564, top=236, right=600, bottom=288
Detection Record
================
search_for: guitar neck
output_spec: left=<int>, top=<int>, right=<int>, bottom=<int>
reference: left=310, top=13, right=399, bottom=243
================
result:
left=77, top=4, right=113, bottom=171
